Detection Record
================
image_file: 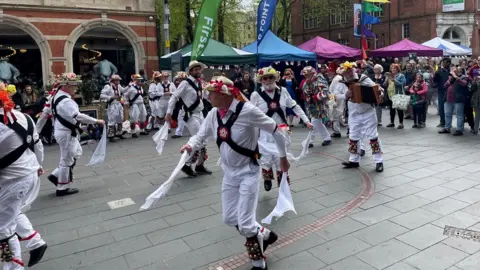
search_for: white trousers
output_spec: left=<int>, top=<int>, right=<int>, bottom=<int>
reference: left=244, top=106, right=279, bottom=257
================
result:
left=185, top=112, right=207, bottom=165
left=0, top=173, right=42, bottom=270
left=129, top=103, right=147, bottom=122
left=54, top=132, right=82, bottom=191
left=348, top=108, right=383, bottom=163
left=310, top=117, right=331, bottom=143
left=106, top=101, right=123, bottom=126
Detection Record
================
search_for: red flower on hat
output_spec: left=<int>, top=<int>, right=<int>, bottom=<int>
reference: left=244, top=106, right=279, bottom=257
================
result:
left=258, top=70, right=264, bottom=75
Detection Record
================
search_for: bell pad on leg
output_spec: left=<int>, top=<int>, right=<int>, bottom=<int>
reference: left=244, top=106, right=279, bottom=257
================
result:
left=370, top=138, right=381, bottom=154
left=276, top=171, right=291, bottom=187
left=0, top=235, right=14, bottom=263
left=245, top=235, right=264, bottom=261
left=348, top=139, right=359, bottom=154
left=200, top=148, right=209, bottom=162
left=262, top=169, right=274, bottom=181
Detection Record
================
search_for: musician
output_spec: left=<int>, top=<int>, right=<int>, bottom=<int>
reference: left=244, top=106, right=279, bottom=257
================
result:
left=340, top=62, right=384, bottom=172
left=329, top=67, right=348, bottom=137
left=250, top=66, right=312, bottom=191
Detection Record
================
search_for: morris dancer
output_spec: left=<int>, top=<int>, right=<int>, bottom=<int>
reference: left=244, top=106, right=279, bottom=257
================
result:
left=250, top=67, right=312, bottom=191
left=329, top=67, right=348, bottom=138
left=300, top=66, right=332, bottom=147
left=100, top=74, right=126, bottom=142
left=125, top=74, right=148, bottom=137
left=180, top=76, right=285, bottom=270
left=339, top=62, right=384, bottom=172
left=171, top=72, right=186, bottom=139
left=165, top=61, right=211, bottom=177
left=48, top=73, right=105, bottom=196
left=0, top=89, right=48, bottom=269
left=158, top=72, right=175, bottom=129
left=147, top=71, right=163, bottom=130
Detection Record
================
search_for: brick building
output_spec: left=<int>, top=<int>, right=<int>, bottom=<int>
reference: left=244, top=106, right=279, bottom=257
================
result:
left=291, top=0, right=479, bottom=56
left=0, top=0, right=158, bottom=86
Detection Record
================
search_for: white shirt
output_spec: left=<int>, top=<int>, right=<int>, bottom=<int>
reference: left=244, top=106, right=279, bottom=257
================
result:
left=347, top=74, right=378, bottom=115
left=0, top=108, right=43, bottom=181
left=158, top=81, right=176, bottom=100
left=187, top=99, right=287, bottom=167
left=124, top=83, right=145, bottom=105
left=53, top=90, right=98, bottom=133
left=100, top=83, right=126, bottom=104
left=250, top=86, right=310, bottom=125
left=167, top=75, right=204, bottom=114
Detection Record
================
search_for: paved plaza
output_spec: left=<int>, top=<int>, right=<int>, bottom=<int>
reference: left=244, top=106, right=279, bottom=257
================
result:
left=25, top=110, right=480, bottom=270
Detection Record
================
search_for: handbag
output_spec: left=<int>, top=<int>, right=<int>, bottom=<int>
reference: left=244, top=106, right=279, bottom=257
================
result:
left=392, top=94, right=411, bottom=111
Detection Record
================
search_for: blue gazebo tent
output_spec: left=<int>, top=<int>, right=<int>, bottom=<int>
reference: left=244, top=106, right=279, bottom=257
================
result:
left=242, top=31, right=317, bottom=62
left=422, top=37, right=471, bottom=56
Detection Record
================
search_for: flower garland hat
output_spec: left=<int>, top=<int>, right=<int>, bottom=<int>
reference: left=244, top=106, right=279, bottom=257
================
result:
left=206, top=76, right=248, bottom=102
left=340, top=61, right=357, bottom=74
left=58, top=72, right=82, bottom=86
left=256, top=66, right=279, bottom=82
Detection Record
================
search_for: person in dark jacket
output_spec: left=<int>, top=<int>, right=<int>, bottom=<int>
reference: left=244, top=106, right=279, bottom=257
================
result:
left=433, top=58, right=452, bottom=127
left=439, top=66, right=469, bottom=136
left=279, top=68, right=300, bottom=126
left=234, top=71, right=255, bottom=99
left=471, top=75, right=480, bottom=134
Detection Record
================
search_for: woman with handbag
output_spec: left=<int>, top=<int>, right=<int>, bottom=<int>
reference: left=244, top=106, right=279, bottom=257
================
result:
left=373, top=65, right=386, bottom=126
left=386, top=64, right=407, bottom=129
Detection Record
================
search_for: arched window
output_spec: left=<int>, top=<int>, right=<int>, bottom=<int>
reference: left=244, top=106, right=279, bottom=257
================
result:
left=442, top=27, right=465, bottom=45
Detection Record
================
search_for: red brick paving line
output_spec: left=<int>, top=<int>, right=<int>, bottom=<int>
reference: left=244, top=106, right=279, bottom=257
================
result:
left=206, top=151, right=375, bottom=270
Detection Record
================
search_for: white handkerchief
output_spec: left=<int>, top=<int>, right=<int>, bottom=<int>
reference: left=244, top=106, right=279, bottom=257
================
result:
left=152, top=123, right=170, bottom=155
left=87, top=127, right=107, bottom=166
left=261, top=173, right=297, bottom=224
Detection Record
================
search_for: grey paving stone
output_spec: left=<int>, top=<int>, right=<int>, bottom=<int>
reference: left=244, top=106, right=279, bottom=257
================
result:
left=350, top=205, right=401, bottom=225
left=130, top=204, right=184, bottom=223
left=384, top=195, right=432, bottom=213
left=431, top=211, right=480, bottom=229
left=375, top=174, right=416, bottom=188
left=389, top=208, right=442, bottom=229
left=375, top=166, right=409, bottom=178
left=456, top=252, right=480, bottom=270
left=397, top=160, right=433, bottom=171
left=40, top=213, right=104, bottom=235
left=314, top=179, right=359, bottom=195
left=125, top=239, right=191, bottom=269
left=435, top=169, right=472, bottom=181
left=291, top=188, right=327, bottom=203
left=182, top=225, right=237, bottom=249
left=320, top=256, right=376, bottom=270
left=405, top=243, right=469, bottom=269
left=451, top=188, right=480, bottom=204
left=146, top=220, right=206, bottom=245
left=359, top=193, right=394, bottom=210
left=285, top=200, right=325, bottom=219
left=457, top=164, right=480, bottom=173
left=270, top=214, right=318, bottom=235
left=356, top=239, right=418, bottom=269
left=289, top=178, right=327, bottom=192
left=164, top=206, right=217, bottom=226
left=314, top=191, right=355, bottom=207
left=41, top=229, right=80, bottom=247
left=443, top=236, right=480, bottom=255
left=308, top=234, right=370, bottom=265
left=178, top=193, right=222, bottom=210
left=195, top=213, right=224, bottom=230
left=442, top=178, right=480, bottom=192
left=266, top=251, right=326, bottom=270
left=424, top=162, right=462, bottom=173
left=415, top=186, right=458, bottom=201
left=422, top=197, right=470, bottom=216
left=270, top=233, right=326, bottom=260
left=315, top=217, right=366, bottom=241
left=402, top=168, right=438, bottom=180
left=383, top=261, right=423, bottom=270
left=409, top=177, right=449, bottom=189
left=43, top=232, right=115, bottom=261
left=76, top=216, right=136, bottom=238
left=77, top=256, right=130, bottom=270
left=380, top=184, right=424, bottom=199
left=396, top=224, right=448, bottom=250
left=352, top=220, right=409, bottom=246
left=32, top=251, right=86, bottom=270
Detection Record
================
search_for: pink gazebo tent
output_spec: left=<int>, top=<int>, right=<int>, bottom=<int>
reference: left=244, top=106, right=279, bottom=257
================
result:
left=370, top=39, right=443, bottom=57
left=298, top=37, right=362, bottom=60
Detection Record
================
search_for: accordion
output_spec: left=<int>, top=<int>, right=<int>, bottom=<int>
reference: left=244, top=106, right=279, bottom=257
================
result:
left=349, top=83, right=382, bottom=105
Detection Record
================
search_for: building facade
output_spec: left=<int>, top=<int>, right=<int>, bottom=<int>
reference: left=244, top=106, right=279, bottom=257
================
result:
left=291, top=0, right=479, bottom=56
left=0, top=0, right=158, bottom=86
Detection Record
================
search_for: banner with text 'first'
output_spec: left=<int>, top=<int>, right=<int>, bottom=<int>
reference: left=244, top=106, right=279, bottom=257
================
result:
left=191, top=0, right=222, bottom=61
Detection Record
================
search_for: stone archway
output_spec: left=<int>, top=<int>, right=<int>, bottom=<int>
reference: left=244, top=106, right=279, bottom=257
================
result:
left=64, top=18, right=146, bottom=74
left=0, top=14, right=53, bottom=86
left=442, top=26, right=468, bottom=45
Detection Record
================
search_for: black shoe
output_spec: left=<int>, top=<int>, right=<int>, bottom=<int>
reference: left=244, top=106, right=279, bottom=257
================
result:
left=171, top=135, right=183, bottom=139
left=181, top=165, right=197, bottom=177
left=378, top=123, right=383, bottom=127
left=405, top=115, right=412, bottom=120
left=109, top=137, right=116, bottom=142
left=438, top=128, right=451, bottom=134
left=47, top=174, right=58, bottom=186
left=28, top=244, right=48, bottom=267
left=195, top=165, right=212, bottom=175
left=251, top=265, right=268, bottom=270
left=342, top=161, right=360, bottom=168
left=376, top=163, right=384, bottom=172
left=132, top=133, right=139, bottom=138
left=331, top=133, right=341, bottom=138
left=397, top=124, right=404, bottom=129
left=264, top=180, right=272, bottom=191
left=437, top=123, right=445, bottom=128
left=386, top=123, right=395, bottom=128
left=308, top=143, right=314, bottom=148
left=264, top=231, right=278, bottom=252
left=453, top=131, right=463, bottom=136
left=412, top=124, right=418, bottom=128
left=140, top=130, right=149, bottom=135
left=322, top=140, right=331, bottom=146
left=360, top=150, right=365, bottom=157
left=56, top=188, right=79, bottom=197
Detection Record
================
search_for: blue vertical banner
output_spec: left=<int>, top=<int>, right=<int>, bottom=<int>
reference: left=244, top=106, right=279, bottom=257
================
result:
left=256, top=0, right=277, bottom=46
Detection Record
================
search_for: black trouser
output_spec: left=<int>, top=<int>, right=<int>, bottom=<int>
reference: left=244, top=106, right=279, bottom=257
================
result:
left=413, top=103, right=425, bottom=125
left=388, top=100, right=404, bottom=124
left=464, top=99, right=474, bottom=129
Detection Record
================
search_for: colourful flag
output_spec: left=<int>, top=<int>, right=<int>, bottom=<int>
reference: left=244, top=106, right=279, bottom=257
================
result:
left=364, top=0, right=390, bottom=3
left=363, top=25, right=376, bottom=38
left=363, top=2, right=383, bottom=12
left=361, top=36, right=369, bottom=60
left=362, top=13, right=381, bottom=24
left=257, top=0, right=277, bottom=46
left=191, top=0, right=222, bottom=60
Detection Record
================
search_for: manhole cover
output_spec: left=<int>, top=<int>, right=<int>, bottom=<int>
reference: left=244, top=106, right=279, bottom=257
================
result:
left=443, top=225, right=480, bottom=242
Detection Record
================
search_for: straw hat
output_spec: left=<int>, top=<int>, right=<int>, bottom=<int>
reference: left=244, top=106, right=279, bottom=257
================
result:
left=301, top=66, right=317, bottom=76
left=152, top=71, right=162, bottom=79
left=110, top=74, right=122, bottom=82
left=58, top=73, right=82, bottom=86
left=174, top=72, right=187, bottom=80
left=131, top=74, right=142, bottom=80
left=256, top=66, right=279, bottom=82
left=161, top=71, right=170, bottom=77
left=186, top=60, right=207, bottom=74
